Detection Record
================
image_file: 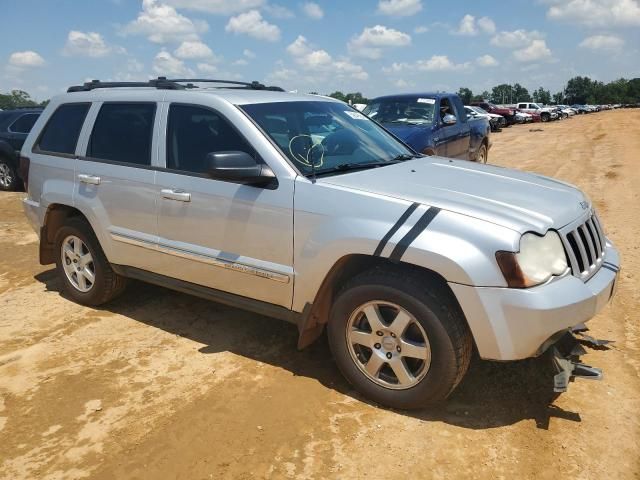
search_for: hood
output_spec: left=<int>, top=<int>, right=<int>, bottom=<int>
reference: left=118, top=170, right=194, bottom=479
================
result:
left=319, top=157, right=589, bottom=233
left=382, top=123, right=431, bottom=147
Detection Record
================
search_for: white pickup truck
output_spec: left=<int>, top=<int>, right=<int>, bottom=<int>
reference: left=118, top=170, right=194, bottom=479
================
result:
left=516, top=102, right=558, bottom=122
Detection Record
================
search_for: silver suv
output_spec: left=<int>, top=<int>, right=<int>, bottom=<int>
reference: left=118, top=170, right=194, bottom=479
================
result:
left=21, top=78, right=620, bottom=409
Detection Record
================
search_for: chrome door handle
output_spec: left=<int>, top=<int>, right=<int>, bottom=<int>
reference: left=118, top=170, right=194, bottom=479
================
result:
left=161, top=189, right=191, bottom=202
left=78, top=174, right=101, bottom=185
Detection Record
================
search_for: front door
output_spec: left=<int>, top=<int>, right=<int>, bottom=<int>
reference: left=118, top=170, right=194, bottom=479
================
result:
left=154, top=104, right=294, bottom=308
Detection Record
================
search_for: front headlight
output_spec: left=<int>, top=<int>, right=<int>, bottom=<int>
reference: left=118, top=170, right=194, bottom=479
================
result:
left=496, top=231, right=568, bottom=288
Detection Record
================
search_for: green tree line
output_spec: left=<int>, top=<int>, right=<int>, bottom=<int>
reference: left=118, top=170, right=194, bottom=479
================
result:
left=0, top=90, right=48, bottom=110
left=458, top=76, right=640, bottom=106
left=322, top=76, right=640, bottom=106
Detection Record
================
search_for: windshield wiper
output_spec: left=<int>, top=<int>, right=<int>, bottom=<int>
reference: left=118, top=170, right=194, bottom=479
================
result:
left=314, top=161, right=396, bottom=177
left=390, top=153, right=418, bottom=162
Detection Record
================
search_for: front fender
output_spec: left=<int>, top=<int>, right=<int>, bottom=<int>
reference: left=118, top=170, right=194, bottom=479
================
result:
left=292, top=178, right=519, bottom=312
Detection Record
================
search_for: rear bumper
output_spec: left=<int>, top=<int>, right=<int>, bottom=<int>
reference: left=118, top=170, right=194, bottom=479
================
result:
left=450, top=240, right=620, bottom=361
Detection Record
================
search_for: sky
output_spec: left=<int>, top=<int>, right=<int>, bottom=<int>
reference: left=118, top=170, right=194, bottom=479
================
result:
left=1, top=0, right=639, bottom=101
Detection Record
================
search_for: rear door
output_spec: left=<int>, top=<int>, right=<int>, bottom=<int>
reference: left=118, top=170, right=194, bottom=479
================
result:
left=153, top=102, right=294, bottom=308
left=74, top=101, right=161, bottom=270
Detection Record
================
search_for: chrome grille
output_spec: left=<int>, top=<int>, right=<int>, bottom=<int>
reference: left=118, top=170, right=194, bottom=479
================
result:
left=561, top=213, right=606, bottom=281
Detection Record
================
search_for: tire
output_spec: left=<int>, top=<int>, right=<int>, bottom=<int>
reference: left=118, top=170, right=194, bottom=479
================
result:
left=0, top=157, right=18, bottom=191
left=327, top=268, right=473, bottom=409
left=541, top=113, right=550, bottom=122
left=475, top=143, right=488, bottom=164
left=54, top=217, right=127, bottom=306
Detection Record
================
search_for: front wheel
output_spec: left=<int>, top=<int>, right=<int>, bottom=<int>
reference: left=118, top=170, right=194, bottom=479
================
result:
left=475, top=143, right=488, bottom=164
left=541, top=113, right=550, bottom=122
left=0, top=158, right=18, bottom=191
left=328, top=269, right=473, bottom=409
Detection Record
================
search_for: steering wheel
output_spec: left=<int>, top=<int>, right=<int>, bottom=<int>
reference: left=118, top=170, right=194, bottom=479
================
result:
left=320, top=129, right=359, bottom=156
left=288, top=135, right=324, bottom=168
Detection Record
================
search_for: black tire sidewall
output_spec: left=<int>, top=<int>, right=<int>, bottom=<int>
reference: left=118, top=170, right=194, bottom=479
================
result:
left=54, top=220, right=111, bottom=306
left=328, top=283, right=462, bottom=409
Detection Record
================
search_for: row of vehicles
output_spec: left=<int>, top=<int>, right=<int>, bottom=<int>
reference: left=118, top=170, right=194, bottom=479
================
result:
left=16, top=77, right=619, bottom=409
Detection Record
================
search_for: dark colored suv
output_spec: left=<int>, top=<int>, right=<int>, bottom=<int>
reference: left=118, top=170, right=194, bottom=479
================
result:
left=0, top=108, right=42, bottom=190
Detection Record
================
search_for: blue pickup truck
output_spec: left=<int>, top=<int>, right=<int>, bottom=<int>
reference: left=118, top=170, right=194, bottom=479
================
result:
left=363, top=93, right=491, bottom=163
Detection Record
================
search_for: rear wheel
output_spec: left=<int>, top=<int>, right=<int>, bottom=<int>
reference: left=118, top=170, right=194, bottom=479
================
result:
left=541, top=112, right=550, bottom=122
left=54, top=218, right=127, bottom=306
left=0, top=158, right=18, bottom=191
left=328, top=269, right=473, bottom=409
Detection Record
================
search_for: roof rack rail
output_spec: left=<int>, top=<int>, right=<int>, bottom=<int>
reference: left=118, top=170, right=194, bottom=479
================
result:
left=67, top=77, right=284, bottom=93
left=166, top=78, right=284, bottom=91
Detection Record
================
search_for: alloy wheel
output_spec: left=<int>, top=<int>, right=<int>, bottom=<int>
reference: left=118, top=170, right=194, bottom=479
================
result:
left=61, top=235, right=96, bottom=293
left=346, top=301, right=432, bottom=390
left=0, top=163, right=13, bottom=188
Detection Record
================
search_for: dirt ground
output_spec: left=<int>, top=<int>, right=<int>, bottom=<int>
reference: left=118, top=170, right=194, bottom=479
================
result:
left=0, top=110, right=639, bottom=480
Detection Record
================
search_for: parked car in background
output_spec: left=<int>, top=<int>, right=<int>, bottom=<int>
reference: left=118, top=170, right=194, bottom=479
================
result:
left=364, top=93, right=491, bottom=162
left=516, top=102, right=558, bottom=122
left=571, top=104, right=589, bottom=114
left=470, top=101, right=516, bottom=125
left=464, top=105, right=505, bottom=132
left=0, top=107, right=43, bottom=190
left=514, top=111, right=534, bottom=123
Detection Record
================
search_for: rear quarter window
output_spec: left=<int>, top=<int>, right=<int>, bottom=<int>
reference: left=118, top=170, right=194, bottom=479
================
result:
left=36, top=103, right=90, bottom=155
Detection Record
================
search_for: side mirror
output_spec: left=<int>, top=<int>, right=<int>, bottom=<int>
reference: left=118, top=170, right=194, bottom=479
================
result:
left=206, top=151, right=277, bottom=189
left=442, top=114, right=457, bottom=125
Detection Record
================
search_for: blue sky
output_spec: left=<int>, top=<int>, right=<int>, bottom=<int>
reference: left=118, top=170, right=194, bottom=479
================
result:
left=1, top=0, right=639, bottom=100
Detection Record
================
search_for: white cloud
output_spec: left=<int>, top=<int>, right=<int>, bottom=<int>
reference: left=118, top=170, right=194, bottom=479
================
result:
left=545, top=0, right=640, bottom=27
left=414, top=26, right=429, bottom=34
left=476, top=54, right=499, bottom=67
left=477, top=17, right=496, bottom=34
left=348, top=25, right=411, bottom=59
left=164, top=0, right=264, bottom=14
left=197, top=62, right=218, bottom=74
left=243, top=49, right=256, bottom=58
left=416, top=55, right=470, bottom=71
left=233, top=58, right=249, bottom=66
left=455, top=14, right=477, bottom=35
left=264, top=4, right=295, bottom=19
left=286, top=35, right=368, bottom=79
left=491, top=29, right=544, bottom=48
left=8, top=51, right=45, bottom=68
left=385, top=55, right=470, bottom=72
left=453, top=15, right=496, bottom=35
left=63, top=31, right=119, bottom=57
left=513, top=39, right=552, bottom=62
left=174, top=40, right=216, bottom=59
left=225, top=10, right=281, bottom=41
left=579, top=34, right=625, bottom=51
left=302, top=2, right=324, bottom=19
left=123, top=0, right=208, bottom=44
left=377, top=0, right=422, bottom=16
left=153, top=50, right=194, bottom=76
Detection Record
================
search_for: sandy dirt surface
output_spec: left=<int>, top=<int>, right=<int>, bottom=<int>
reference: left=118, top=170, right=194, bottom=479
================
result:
left=0, top=110, right=639, bottom=480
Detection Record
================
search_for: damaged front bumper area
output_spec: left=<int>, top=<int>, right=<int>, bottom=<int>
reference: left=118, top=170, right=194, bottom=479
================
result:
left=551, top=324, right=613, bottom=393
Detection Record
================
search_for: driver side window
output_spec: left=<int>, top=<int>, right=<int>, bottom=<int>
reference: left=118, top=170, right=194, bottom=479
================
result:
left=439, top=98, right=454, bottom=123
left=166, top=104, right=253, bottom=174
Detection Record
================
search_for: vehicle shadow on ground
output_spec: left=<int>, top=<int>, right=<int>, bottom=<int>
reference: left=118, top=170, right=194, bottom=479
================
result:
left=36, top=270, right=581, bottom=431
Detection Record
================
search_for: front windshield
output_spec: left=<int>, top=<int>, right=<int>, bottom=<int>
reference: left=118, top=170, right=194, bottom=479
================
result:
left=363, top=97, right=435, bottom=125
left=241, top=101, right=414, bottom=176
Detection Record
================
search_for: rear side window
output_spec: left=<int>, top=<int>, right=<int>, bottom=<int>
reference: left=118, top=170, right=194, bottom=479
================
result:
left=10, top=113, right=39, bottom=133
left=37, top=103, right=90, bottom=155
left=166, top=104, right=253, bottom=174
left=88, top=103, right=156, bottom=166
